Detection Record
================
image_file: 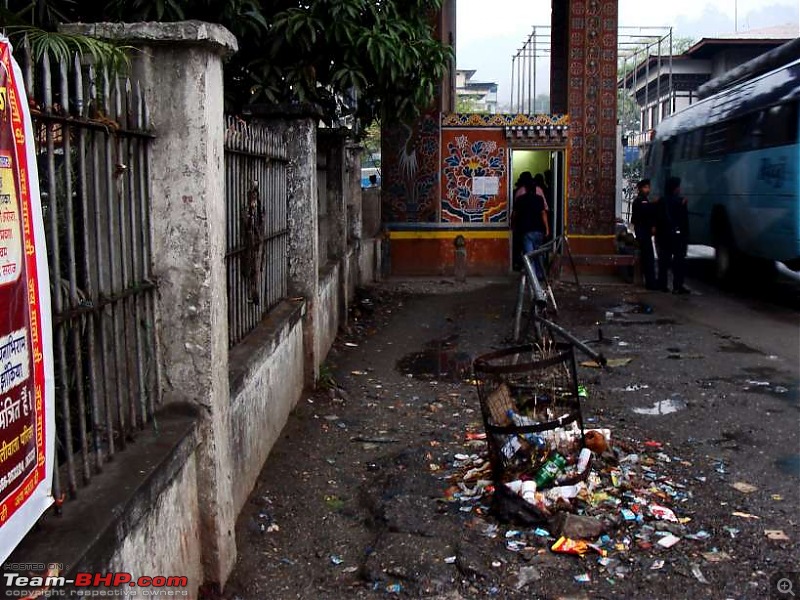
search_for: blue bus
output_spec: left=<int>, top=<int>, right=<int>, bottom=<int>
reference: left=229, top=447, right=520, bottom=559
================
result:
left=646, top=57, right=800, bottom=278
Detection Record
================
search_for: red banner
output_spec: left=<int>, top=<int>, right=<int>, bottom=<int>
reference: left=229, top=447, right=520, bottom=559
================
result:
left=0, top=36, right=55, bottom=563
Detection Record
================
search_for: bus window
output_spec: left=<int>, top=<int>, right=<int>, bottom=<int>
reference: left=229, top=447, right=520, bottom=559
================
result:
left=703, top=122, right=728, bottom=157
left=762, top=102, right=799, bottom=148
left=661, top=140, right=674, bottom=168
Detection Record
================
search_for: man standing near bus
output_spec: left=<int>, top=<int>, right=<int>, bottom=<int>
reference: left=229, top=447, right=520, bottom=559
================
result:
left=656, top=176, right=691, bottom=294
left=631, top=178, right=657, bottom=289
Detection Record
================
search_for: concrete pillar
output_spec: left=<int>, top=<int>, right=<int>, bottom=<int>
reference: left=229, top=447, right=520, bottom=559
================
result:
left=324, top=132, right=348, bottom=260
left=61, top=21, right=239, bottom=585
left=346, top=144, right=363, bottom=242
left=266, top=117, right=320, bottom=384
left=320, top=130, right=349, bottom=325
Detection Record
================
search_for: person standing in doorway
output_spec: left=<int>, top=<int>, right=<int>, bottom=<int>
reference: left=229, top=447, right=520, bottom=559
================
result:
left=510, top=176, right=550, bottom=279
left=631, top=178, right=657, bottom=289
left=656, top=176, right=690, bottom=294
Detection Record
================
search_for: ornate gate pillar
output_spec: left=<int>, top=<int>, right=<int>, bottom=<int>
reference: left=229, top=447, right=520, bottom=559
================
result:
left=554, top=0, right=619, bottom=250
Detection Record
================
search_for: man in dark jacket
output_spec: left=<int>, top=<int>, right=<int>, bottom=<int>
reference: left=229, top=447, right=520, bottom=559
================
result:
left=656, top=176, right=690, bottom=294
left=630, top=178, right=656, bottom=289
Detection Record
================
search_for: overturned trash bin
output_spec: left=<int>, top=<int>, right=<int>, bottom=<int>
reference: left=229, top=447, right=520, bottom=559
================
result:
left=473, top=342, right=591, bottom=523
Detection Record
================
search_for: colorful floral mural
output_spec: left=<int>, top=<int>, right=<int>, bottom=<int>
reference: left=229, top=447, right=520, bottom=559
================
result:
left=441, top=129, right=509, bottom=224
left=381, top=112, right=440, bottom=223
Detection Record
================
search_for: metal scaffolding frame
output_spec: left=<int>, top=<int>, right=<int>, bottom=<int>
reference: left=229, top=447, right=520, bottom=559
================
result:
left=509, top=25, right=675, bottom=129
left=510, top=26, right=552, bottom=114
left=617, top=26, right=675, bottom=145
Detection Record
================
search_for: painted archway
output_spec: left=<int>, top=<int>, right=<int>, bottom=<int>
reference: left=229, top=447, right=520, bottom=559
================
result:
left=382, top=0, right=620, bottom=276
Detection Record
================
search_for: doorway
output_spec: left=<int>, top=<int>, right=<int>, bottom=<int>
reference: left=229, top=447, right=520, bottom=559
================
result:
left=509, top=148, right=566, bottom=269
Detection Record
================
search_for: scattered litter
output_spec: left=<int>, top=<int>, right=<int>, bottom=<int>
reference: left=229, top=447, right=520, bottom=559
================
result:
left=624, top=384, right=650, bottom=392
left=344, top=342, right=359, bottom=347
left=650, top=504, right=679, bottom=522
left=685, top=531, right=711, bottom=541
left=491, top=561, right=502, bottom=568
left=701, top=551, right=731, bottom=563
left=551, top=537, right=606, bottom=557
left=731, top=511, right=760, bottom=520
left=773, top=386, right=789, bottom=394
left=723, top=527, right=740, bottom=538
left=746, top=380, right=770, bottom=387
left=772, top=494, right=784, bottom=501
left=632, top=398, right=687, bottom=416
left=444, top=556, right=457, bottom=564
left=581, top=357, right=632, bottom=368
left=350, top=370, right=368, bottom=376
left=330, top=555, right=343, bottom=565
left=731, top=481, right=758, bottom=494
left=691, top=564, right=710, bottom=584
left=386, top=583, right=403, bottom=594
left=765, top=529, right=790, bottom=541
left=574, top=573, right=591, bottom=584
left=350, top=436, right=400, bottom=444
left=656, top=534, right=681, bottom=548
left=515, top=566, right=541, bottom=590
left=650, top=560, right=665, bottom=570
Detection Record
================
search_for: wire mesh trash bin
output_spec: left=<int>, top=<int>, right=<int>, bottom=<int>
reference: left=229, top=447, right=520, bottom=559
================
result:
left=473, top=341, right=591, bottom=488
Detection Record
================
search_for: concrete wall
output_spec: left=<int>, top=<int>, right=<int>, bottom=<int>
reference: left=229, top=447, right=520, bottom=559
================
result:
left=229, top=306, right=305, bottom=512
left=109, top=457, right=203, bottom=593
left=357, top=239, right=381, bottom=285
left=362, top=188, right=382, bottom=238
left=316, top=265, right=341, bottom=366
left=20, top=21, right=384, bottom=597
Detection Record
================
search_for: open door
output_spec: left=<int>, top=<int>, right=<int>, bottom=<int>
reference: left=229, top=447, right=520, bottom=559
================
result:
left=509, top=149, right=566, bottom=270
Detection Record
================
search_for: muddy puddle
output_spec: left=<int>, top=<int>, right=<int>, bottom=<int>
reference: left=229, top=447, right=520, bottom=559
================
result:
left=776, top=454, right=800, bottom=478
left=397, top=336, right=472, bottom=382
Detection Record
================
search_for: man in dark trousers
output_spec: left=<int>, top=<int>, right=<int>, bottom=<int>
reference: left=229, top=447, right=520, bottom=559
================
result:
left=656, top=176, right=690, bottom=294
left=630, top=178, right=656, bottom=289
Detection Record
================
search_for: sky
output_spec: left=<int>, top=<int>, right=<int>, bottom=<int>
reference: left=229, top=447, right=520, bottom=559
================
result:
left=456, top=0, right=800, bottom=107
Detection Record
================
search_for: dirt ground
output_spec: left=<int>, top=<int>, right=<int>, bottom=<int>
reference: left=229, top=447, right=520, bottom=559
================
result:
left=219, top=276, right=799, bottom=600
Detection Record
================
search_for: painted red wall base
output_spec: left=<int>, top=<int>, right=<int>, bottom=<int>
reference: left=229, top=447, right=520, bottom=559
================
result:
left=390, top=237, right=510, bottom=276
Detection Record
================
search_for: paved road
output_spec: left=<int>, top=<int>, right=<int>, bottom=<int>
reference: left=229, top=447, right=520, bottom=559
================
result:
left=645, top=245, right=800, bottom=369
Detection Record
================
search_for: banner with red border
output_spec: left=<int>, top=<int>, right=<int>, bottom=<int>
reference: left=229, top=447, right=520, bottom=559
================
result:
left=0, top=36, right=56, bottom=563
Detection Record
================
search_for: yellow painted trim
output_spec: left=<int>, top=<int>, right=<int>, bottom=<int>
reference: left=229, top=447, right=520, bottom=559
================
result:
left=567, top=234, right=616, bottom=239
left=389, top=230, right=509, bottom=240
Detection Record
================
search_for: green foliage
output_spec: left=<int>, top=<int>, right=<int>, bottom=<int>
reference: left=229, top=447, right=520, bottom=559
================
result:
left=8, top=27, right=131, bottom=73
left=317, top=363, right=337, bottom=390
left=253, top=0, right=453, bottom=124
left=2, top=0, right=453, bottom=125
left=456, top=95, right=480, bottom=113
left=362, top=120, right=381, bottom=167
left=618, top=88, right=640, bottom=133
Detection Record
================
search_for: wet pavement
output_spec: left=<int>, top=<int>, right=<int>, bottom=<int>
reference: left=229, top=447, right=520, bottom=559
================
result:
left=220, top=274, right=799, bottom=600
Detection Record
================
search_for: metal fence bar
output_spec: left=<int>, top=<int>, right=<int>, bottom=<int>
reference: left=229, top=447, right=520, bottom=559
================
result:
left=74, top=56, right=103, bottom=474
left=16, top=41, right=159, bottom=502
left=224, top=116, right=289, bottom=348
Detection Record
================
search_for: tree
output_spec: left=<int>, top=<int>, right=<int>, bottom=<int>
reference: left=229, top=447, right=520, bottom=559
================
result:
left=456, top=95, right=480, bottom=113
left=1, top=0, right=454, bottom=126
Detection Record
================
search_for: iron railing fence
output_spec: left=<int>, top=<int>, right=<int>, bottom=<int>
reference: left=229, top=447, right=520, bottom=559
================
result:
left=17, top=44, right=159, bottom=503
left=224, top=116, right=289, bottom=348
